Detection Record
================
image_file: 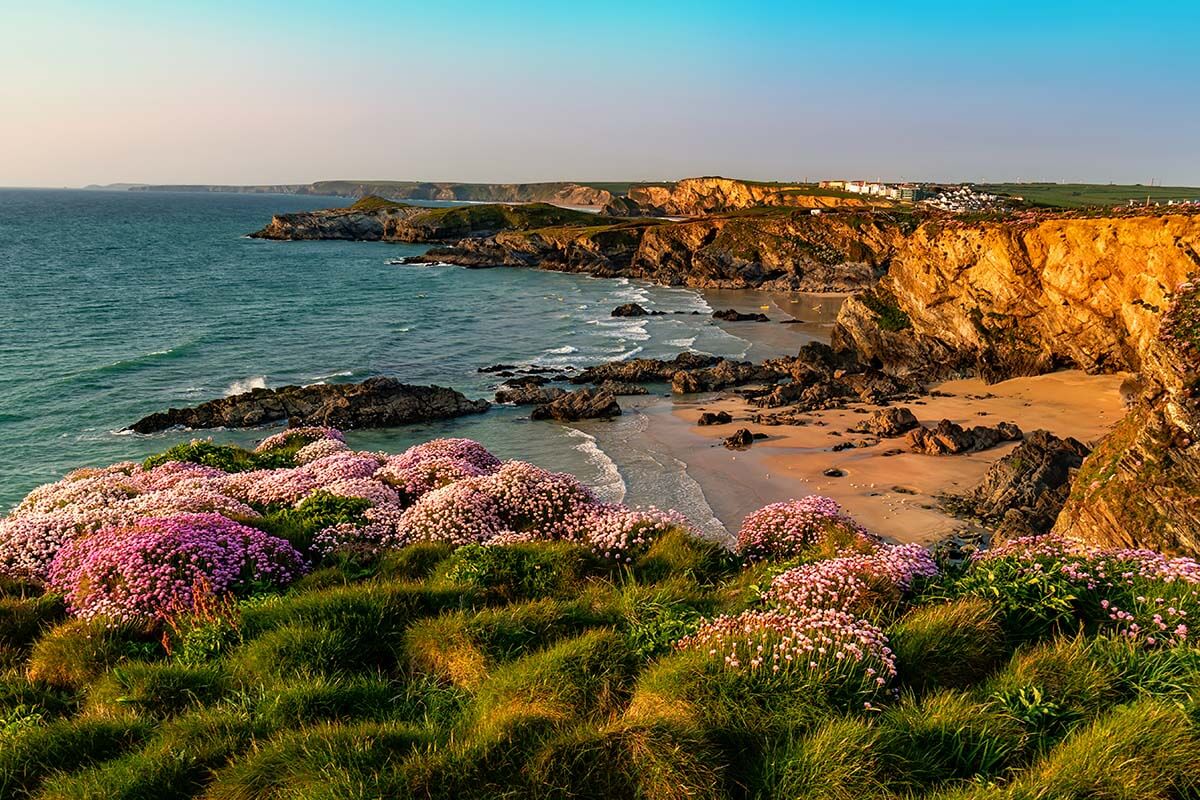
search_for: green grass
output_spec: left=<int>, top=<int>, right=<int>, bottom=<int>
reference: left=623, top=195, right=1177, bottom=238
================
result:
left=5, top=537, right=1200, bottom=799
left=978, top=181, right=1200, bottom=208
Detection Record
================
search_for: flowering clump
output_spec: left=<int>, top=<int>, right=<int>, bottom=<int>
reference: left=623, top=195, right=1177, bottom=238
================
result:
left=294, top=437, right=350, bottom=464
left=969, top=533, right=1200, bottom=645
left=395, top=479, right=508, bottom=547
left=581, top=504, right=694, bottom=563
left=224, top=468, right=319, bottom=507
left=735, top=496, right=873, bottom=561
left=677, top=607, right=896, bottom=700
left=254, top=426, right=345, bottom=454
left=484, top=461, right=597, bottom=539
left=767, top=543, right=939, bottom=617
left=313, top=479, right=399, bottom=507
left=47, top=512, right=306, bottom=623
left=377, top=438, right=502, bottom=504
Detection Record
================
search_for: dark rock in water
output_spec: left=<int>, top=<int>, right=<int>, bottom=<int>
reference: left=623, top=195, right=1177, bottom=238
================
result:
left=850, top=407, right=920, bottom=438
left=531, top=389, right=621, bottom=421
left=906, top=419, right=1023, bottom=455
left=698, top=410, right=733, bottom=426
left=723, top=428, right=756, bottom=449
left=713, top=309, right=770, bottom=322
left=594, top=381, right=649, bottom=396
left=498, top=375, right=549, bottom=388
left=128, top=377, right=490, bottom=433
left=945, top=430, right=1090, bottom=535
left=478, top=364, right=519, bottom=373
left=495, top=385, right=567, bottom=405
left=671, top=359, right=780, bottom=393
left=572, top=352, right=720, bottom=385
left=611, top=303, right=662, bottom=317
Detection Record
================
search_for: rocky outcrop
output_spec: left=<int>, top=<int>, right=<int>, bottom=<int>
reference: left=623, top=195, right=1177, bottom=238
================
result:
left=698, top=411, right=733, bottom=426
left=1054, top=281, right=1200, bottom=555
left=619, top=177, right=886, bottom=217
left=531, top=389, right=621, bottom=421
left=833, top=214, right=1200, bottom=382
left=572, top=353, right=721, bottom=385
left=594, top=381, right=649, bottom=396
left=906, top=419, right=1023, bottom=455
left=671, top=360, right=780, bottom=394
left=612, top=303, right=659, bottom=317
left=713, top=309, right=769, bottom=322
left=850, top=407, right=919, bottom=437
left=947, top=430, right=1090, bottom=536
left=723, top=428, right=758, bottom=449
left=391, top=209, right=905, bottom=292
left=129, top=378, right=490, bottom=433
left=251, top=198, right=611, bottom=243
left=495, top=385, right=567, bottom=405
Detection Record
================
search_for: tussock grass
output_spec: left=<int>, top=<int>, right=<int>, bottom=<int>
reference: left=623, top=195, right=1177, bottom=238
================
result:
left=890, top=597, right=1007, bottom=691
left=35, top=708, right=261, bottom=800
left=631, top=528, right=737, bottom=586
left=986, top=635, right=1121, bottom=748
left=436, top=542, right=604, bottom=601
left=5, top=535, right=1200, bottom=798
left=1006, top=700, right=1200, bottom=799
left=757, top=717, right=886, bottom=800
left=469, top=628, right=636, bottom=740
left=0, top=717, right=150, bottom=799
left=876, top=690, right=1027, bottom=789
left=404, top=593, right=623, bottom=687
left=84, top=662, right=228, bottom=719
left=527, top=719, right=726, bottom=800
left=203, top=720, right=428, bottom=800
left=27, top=619, right=159, bottom=689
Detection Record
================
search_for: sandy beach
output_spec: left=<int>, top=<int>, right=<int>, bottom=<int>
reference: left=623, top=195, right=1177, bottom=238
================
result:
left=584, top=288, right=1130, bottom=546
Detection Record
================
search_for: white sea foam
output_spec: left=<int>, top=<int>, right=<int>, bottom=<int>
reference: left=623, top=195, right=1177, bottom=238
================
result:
left=562, top=427, right=626, bottom=503
left=545, top=345, right=578, bottom=355
left=225, top=376, right=267, bottom=396
left=666, top=337, right=697, bottom=349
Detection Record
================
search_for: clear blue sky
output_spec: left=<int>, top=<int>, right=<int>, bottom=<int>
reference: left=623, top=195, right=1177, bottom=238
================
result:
left=2, top=1, right=1197, bottom=186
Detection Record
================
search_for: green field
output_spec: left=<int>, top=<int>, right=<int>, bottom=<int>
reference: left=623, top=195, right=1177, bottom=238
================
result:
left=979, top=182, right=1200, bottom=208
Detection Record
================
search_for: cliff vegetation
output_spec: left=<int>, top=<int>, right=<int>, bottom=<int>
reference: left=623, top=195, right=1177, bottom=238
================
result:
left=2, top=432, right=1200, bottom=798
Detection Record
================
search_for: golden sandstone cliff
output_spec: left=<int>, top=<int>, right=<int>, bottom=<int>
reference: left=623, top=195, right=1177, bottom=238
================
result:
left=831, top=213, right=1200, bottom=554
left=619, top=176, right=882, bottom=216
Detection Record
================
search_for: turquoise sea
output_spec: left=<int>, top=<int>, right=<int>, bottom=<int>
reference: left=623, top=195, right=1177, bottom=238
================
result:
left=0, top=189, right=765, bottom=518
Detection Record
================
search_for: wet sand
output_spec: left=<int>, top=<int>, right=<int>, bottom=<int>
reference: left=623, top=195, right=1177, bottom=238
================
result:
left=702, top=289, right=847, bottom=360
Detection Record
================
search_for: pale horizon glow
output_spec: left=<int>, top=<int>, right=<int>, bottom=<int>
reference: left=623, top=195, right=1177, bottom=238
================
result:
left=2, top=1, right=1198, bottom=188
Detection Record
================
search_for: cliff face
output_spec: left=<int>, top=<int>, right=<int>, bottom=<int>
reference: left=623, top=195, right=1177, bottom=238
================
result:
left=251, top=200, right=612, bottom=243
left=621, top=177, right=882, bottom=217
left=1053, top=282, right=1200, bottom=554
left=419, top=210, right=907, bottom=291
left=833, top=214, right=1200, bottom=380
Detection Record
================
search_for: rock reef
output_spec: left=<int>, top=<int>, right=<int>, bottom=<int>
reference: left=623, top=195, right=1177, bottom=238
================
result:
left=129, top=378, right=490, bottom=433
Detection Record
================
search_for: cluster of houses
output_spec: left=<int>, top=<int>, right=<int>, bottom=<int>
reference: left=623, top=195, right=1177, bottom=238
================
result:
left=819, top=179, right=931, bottom=201
left=820, top=179, right=1007, bottom=212
left=921, top=186, right=1006, bottom=212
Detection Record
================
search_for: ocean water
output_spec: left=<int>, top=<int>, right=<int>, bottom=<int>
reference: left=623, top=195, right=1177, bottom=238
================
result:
left=0, top=189, right=761, bottom=520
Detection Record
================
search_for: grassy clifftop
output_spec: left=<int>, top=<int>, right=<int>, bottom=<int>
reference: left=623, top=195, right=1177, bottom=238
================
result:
left=2, top=431, right=1200, bottom=798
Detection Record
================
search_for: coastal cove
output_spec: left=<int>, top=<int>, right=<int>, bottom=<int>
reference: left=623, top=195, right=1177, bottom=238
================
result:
left=0, top=189, right=810, bottom=530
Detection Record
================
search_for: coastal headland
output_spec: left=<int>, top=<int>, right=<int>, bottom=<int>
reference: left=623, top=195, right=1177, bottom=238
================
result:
left=232, top=187, right=1200, bottom=555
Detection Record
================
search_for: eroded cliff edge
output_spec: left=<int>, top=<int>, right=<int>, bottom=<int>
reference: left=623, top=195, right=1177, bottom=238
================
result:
left=832, top=214, right=1200, bottom=381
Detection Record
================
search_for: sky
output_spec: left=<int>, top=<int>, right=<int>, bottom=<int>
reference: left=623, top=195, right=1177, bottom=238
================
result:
left=2, top=1, right=1198, bottom=187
